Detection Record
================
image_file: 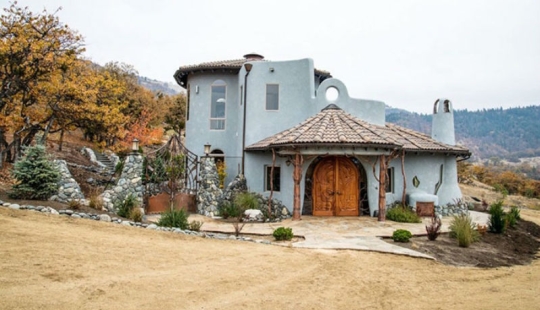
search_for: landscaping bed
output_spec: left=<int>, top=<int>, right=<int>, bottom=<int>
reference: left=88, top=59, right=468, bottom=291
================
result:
left=386, top=219, right=540, bottom=267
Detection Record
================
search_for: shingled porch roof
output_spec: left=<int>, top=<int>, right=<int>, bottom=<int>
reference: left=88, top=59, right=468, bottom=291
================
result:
left=245, top=104, right=470, bottom=156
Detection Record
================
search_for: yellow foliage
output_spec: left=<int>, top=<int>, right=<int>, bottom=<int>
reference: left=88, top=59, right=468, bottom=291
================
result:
left=216, top=160, right=227, bottom=189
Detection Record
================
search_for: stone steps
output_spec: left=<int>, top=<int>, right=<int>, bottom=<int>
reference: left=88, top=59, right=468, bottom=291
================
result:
left=92, top=150, right=116, bottom=172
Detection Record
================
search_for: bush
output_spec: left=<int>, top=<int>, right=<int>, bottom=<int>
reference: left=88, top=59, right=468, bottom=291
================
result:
left=129, top=207, right=143, bottom=222
left=234, top=192, right=259, bottom=210
left=488, top=200, right=506, bottom=233
left=507, top=206, right=521, bottom=229
left=425, top=215, right=442, bottom=241
left=88, top=192, right=104, bottom=211
left=218, top=201, right=242, bottom=219
left=273, top=227, right=294, bottom=241
left=68, top=199, right=81, bottom=210
left=386, top=205, right=422, bottom=223
left=449, top=214, right=480, bottom=247
left=392, top=229, right=413, bottom=242
left=116, top=194, right=138, bottom=218
left=158, top=208, right=189, bottom=229
left=509, top=206, right=521, bottom=221
left=189, top=220, right=204, bottom=231
left=9, top=145, right=61, bottom=200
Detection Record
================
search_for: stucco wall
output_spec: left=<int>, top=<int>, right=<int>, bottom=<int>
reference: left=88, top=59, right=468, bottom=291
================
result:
left=184, top=73, right=241, bottom=185
left=387, top=154, right=463, bottom=208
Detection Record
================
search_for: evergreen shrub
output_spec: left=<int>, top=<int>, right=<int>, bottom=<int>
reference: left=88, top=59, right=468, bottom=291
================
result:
left=9, top=145, right=61, bottom=200
left=392, top=229, right=413, bottom=242
left=273, top=227, right=294, bottom=241
left=386, top=204, right=422, bottom=223
left=488, top=200, right=506, bottom=233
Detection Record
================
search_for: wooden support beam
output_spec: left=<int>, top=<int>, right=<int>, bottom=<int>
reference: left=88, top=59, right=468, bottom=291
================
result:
left=292, top=152, right=303, bottom=221
left=378, top=154, right=387, bottom=222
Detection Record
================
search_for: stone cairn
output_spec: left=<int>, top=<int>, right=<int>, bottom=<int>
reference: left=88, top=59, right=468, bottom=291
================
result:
left=197, top=157, right=222, bottom=217
left=100, top=153, right=144, bottom=213
left=49, top=160, right=85, bottom=204
left=220, top=174, right=248, bottom=202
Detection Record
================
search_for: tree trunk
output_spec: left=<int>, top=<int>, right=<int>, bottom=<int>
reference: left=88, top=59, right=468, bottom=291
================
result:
left=41, top=117, right=55, bottom=145
left=58, top=129, right=65, bottom=151
left=292, top=152, right=303, bottom=221
left=401, top=150, right=407, bottom=204
left=378, top=155, right=387, bottom=221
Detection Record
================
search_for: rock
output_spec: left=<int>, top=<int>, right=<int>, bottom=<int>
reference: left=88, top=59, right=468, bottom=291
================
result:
left=282, top=207, right=289, bottom=216
left=0, top=200, right=4, bottom=206
left=49, top=208, right=59, bottom=215
left=146, top=224, right=158, bottom=230
left=244, top=209, right=262, bottom=220
left=65, top=210, right=74, bottom=215
left=87, top=178, right=94, bottom=184
left=99, top=214, right=111, bottom=222
left=228, top=235, right=237, bottom=240
left=71, top=214, right=81, bottom=219
left=8, top=204, right=20, bottom=210
left=121, top=221, right=131, bottom=226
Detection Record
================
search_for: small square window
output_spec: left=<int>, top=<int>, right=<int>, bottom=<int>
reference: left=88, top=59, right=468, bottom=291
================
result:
left=265, top=166, right=281, bottom=192
left=266, top=84, right=279, bottom=110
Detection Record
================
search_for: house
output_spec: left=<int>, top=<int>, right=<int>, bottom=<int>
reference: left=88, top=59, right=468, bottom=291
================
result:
left=173, top=53, right=470, bottom=219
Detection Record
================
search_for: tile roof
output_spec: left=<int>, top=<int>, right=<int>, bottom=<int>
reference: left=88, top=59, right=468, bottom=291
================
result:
left=173, top=54, right=332, bottom=87
left=246, top=104, right=470, bottom=155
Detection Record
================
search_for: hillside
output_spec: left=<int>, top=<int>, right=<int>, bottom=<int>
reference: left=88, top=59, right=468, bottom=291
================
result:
left=386, top=105, right=540, bottom=162
left=137, top=76, right=182, bottom=95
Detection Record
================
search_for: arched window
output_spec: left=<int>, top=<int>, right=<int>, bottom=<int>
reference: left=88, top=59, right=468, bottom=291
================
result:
left=210, top=80, right=226, bottom=130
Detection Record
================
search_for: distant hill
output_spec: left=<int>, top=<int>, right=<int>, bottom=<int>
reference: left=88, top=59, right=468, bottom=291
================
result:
left=385, top=105, right=540, bottom=162
left=137, top=76, right=182, bottom=95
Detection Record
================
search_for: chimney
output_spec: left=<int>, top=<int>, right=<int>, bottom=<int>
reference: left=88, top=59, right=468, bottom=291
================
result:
left=431, top=98, right=456, bottom=146
left=243, top=53, right=264, bottom=61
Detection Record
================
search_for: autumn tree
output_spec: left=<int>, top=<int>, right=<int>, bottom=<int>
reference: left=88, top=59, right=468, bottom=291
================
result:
left=164, top=93, right=187, bottom=134
left=0, top=2, right=83, bottom=165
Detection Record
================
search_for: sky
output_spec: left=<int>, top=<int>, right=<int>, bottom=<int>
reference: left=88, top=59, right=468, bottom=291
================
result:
left=8, top=0, right=540, bottom=114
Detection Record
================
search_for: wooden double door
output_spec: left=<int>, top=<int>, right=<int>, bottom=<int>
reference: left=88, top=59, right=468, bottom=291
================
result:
left=312, top=157, right=359, bottom=216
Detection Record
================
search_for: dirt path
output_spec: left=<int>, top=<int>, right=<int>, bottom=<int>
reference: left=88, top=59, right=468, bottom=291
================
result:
left=1, top=208, right=539, bottom=310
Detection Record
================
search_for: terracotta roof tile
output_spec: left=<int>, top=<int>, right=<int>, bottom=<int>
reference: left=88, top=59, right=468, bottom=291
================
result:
left=246, top=104, right=470, bottom=155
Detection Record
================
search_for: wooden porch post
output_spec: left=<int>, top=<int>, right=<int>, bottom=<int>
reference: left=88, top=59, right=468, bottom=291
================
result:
left=292, top=152, right=303, bottom=221
left=378, top=154, right=387, bottom=222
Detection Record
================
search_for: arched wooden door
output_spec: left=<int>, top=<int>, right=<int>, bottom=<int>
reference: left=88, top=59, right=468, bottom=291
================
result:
left=312, top=157, right=359, bottom=216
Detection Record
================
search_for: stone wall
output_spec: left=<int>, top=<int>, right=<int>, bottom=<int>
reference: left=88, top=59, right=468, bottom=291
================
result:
left=197, top=157, right=222, bottom=217
left=101, top=154, right=144, bottom=212
left=49, top=160, right=85, bottom=203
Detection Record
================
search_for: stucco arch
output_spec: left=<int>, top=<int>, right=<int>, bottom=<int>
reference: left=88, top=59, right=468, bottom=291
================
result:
left=302, top=156, right=368, bottom=216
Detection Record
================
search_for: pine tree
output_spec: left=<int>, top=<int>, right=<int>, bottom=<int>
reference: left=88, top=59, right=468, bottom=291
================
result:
left=9, top=145, right=61, bottom=199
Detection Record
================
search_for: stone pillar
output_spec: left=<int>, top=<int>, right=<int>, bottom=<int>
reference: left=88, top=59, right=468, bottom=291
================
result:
left=101, top=153, right=144, bottom=212
left=49, top=160, right=85, bottom=203
left=197, top=157, right=223, bottom=217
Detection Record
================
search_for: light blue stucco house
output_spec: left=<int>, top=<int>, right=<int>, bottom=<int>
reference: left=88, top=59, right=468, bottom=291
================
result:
left=174, top=54, right=470, bottom=219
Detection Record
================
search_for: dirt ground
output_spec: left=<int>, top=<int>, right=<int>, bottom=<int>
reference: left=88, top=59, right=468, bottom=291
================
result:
left=0, top=207, right=539, bottom=310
